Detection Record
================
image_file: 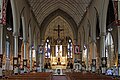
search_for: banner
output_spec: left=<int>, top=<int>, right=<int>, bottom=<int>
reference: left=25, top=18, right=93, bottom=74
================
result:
left=113, top=0, right=120, bottom=26
left=0, top=0, right=3, bottom=21
left=0, top=0, right=7, bottom=25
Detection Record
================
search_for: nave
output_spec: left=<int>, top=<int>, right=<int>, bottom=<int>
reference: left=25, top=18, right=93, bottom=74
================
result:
left=0, top=0, right=120, bottom=79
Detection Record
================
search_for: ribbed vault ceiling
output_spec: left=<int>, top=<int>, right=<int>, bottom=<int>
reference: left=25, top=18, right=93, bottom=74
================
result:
left=27, top=0, right=92, bottom=26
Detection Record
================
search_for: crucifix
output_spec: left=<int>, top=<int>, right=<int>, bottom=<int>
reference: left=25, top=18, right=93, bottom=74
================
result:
left=54, top=25, right=64, bottom=39
left=54, top=25, right=64, bottom=45
left=54, top=25, right=64, bottom=64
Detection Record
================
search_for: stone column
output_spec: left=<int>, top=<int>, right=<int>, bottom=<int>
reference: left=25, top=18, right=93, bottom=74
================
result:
left=118, top=1, right=120, bottom=76
left=73, top=39, right=77, bottom=59
left=86, top=46, right=89, bottom=71
left=107, top=45, right=111, bottom=67
left=29, top=45, right=32, bottom=72
left=39, top=45, right=43, bottom=72
left=91, top=41, right=96, bottom=73
left=40, top=40, right=44, bottom=70
left=100, top=33, right=107, bottom=74
left=0, top=24, right=3, bottom=77
left=23, top=41, right=27, bottom=73
left=118, top=26, right=120, bottom=76
left=13, top=34, right=19, bottom=74
left=39, top=54, right=42, bottom=72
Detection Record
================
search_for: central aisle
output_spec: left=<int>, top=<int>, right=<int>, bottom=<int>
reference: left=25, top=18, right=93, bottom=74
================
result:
left=52, top=75, right=67, bottom=80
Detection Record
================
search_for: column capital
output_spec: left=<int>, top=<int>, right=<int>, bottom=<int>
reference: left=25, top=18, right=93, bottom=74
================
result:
left=23, top=40, right=28, bottom=44
left=100, top=32, right=106, bottom=37
left=0, top=24, right=3, bottom=28
left=13, top=32, right=19, bottom=37
left=91, top=39, right=96, bottom=43
left=41, top=39, right=45, bottom=46
left=118, top=26, right=120, bottom=28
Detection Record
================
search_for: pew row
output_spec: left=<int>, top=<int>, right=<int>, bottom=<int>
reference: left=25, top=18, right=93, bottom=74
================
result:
left=7, top=72, right=52, bottom=80
left=65, top=72, right=118, bottom=80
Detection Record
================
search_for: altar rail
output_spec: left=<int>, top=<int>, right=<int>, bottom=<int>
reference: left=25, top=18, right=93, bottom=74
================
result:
left=66, top=72, right=117, bottom=80
left=6, top=72, right=52, bottom=80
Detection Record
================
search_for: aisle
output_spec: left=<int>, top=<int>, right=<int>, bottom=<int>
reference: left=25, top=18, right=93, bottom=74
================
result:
left=52, top=75, right=67, bottom=80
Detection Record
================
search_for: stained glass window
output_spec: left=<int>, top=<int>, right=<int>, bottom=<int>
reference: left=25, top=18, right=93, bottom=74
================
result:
left=67, top=39, right=72, bottom=58
left=45, top=39, right=51, bottom=58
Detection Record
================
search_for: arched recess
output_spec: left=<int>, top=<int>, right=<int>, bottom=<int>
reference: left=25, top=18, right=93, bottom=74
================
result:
left=93, top=7, right=101, bottom=68
left=10, top=0, right=20, bottom=35
left=28, top=20, right=33, bottom=46
left=87, top=19, right=92, bottom=67
left=18, top=17, right=23, bottom=52
left=106, top=0, right=116, bottom=67
left=20, top=31, right=29, bottom=66
left=19, top=11, right=30, bottom=66
left=5, top=0, right=14, bottom=66
left=19, top=17, right=24, bottom=65
left=40, top=9, right=78, bottom=41
left=105, top=32, right=115, bottom=67
left=106, top=0, right=116, bottom=52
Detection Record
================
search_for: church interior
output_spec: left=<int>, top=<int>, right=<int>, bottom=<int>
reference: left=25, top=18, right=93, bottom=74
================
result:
left=0, top=0, right=120, bottom=80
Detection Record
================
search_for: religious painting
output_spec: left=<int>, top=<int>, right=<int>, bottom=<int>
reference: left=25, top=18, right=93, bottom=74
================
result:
left=74, top=45, right=80, bottom=54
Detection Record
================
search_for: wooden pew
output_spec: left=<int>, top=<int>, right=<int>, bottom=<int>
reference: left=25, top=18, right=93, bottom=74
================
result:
left=65, top=72, right=116, bottom=80
left=7, top=72, right=52, bottom=80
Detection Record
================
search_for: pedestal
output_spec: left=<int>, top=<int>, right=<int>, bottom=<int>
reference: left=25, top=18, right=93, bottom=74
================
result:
left=118, top=54, right=120, bottom=76
left=13, top=57, right=18, bottom=74
left=23, top=59, right=27, bottom=73
left=92, top=59, right=96, bottom=73
left=0, top=54, right=3, bottom=77
left=101, top=57, right=107, bottom=74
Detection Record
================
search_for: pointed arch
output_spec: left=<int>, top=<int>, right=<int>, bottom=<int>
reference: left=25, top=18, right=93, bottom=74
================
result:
left=40, top=9, right=77, bottom=40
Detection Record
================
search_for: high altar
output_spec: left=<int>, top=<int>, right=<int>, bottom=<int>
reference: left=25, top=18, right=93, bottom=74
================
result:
left=44, top=25, right=72, bottom=69
left=51, top=56, right=67, bottom=69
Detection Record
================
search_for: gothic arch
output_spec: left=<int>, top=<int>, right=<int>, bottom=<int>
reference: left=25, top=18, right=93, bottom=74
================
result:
left=40, top=9, right=77, bottom=40
left=10, top=0, right=20, bottom=35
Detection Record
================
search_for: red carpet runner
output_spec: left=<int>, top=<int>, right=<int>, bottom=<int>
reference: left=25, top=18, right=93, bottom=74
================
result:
left=52, top=75, right=67, bottom=80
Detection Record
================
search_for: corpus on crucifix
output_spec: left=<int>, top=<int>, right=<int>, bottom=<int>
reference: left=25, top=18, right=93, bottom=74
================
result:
left=54, top=25, right=64, bottom=65
left=54, top=25, right=64, bottom=44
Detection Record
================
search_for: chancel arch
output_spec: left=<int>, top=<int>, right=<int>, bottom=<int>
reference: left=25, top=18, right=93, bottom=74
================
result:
left=40, top=9, right=77, bottom=41
left=43, top=16, right=74, bottom=69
